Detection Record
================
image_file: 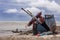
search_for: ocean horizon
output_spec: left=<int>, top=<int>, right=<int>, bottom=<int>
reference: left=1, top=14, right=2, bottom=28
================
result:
left=0, top=21, right=32, bottom=31
left=0, top=21, right=60, bottom=30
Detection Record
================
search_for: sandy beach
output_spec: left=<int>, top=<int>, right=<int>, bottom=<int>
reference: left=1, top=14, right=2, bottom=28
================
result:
left=0, top=33, right=60, bottom=40
left=0, top=21, right=60, bottom=40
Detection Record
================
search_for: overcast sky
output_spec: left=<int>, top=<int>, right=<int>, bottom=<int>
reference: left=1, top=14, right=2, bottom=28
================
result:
left=0, top=0, right=60, bottom=21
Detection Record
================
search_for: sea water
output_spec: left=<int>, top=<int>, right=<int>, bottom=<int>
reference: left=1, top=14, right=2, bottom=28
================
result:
left=0, top=21, right=32, bottom=35
left=0, top=21, right=59, bottom=36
